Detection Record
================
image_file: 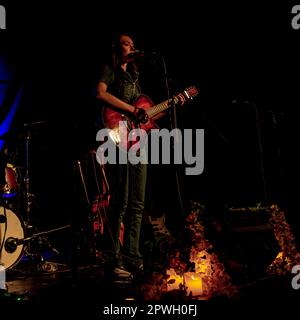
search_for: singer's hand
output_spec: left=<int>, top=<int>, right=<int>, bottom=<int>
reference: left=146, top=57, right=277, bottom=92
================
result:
left=133, top=108, right=149, bottom=124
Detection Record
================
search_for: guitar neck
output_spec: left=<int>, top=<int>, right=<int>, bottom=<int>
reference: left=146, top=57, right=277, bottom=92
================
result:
left=147, top=96, right=179, bottom=118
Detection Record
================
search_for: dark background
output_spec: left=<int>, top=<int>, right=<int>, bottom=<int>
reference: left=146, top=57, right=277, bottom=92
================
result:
left=1, top=2, right=299, bottom=254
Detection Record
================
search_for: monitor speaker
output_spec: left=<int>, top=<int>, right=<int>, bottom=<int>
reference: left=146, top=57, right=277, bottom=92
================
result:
left=212, top=206, right=280, bottom=280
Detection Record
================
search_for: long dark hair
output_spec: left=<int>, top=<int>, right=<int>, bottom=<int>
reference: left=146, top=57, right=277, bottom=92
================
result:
left=111, top=32, right=139, bottom=89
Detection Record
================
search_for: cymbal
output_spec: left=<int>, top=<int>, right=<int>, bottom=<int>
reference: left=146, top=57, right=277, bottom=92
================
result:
left=0, top=121, right=48, bottom=140
left=23, top=121, right=48, bottom=127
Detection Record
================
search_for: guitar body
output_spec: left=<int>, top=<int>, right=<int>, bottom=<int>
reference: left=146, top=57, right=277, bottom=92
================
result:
left=102, top=94, right=159, bottom=133
left=101, top=95, right=160, bottom=152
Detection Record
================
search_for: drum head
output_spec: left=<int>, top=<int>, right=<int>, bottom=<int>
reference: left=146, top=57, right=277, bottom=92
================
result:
left=0, top=207, right=26, bottom=270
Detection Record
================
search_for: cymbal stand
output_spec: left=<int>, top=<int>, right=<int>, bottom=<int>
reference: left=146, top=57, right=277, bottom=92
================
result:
left=23, top=125, right=33, bottom=227
left=21, top=124, right=59, bottom=269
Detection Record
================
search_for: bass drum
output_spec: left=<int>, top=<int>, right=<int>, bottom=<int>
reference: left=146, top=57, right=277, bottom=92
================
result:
left=0, top=207, right=26, bottom=270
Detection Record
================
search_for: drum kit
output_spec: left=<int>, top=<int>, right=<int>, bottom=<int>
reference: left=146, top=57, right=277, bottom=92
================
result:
left=0, top=121, right=69, bottom=272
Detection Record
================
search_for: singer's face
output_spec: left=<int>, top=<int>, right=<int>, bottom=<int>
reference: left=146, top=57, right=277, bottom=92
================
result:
left=119, top=35, right=135, bottom=57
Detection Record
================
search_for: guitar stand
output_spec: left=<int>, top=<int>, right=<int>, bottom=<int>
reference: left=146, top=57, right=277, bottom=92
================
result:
left=74, top=154, right=112, bottom=263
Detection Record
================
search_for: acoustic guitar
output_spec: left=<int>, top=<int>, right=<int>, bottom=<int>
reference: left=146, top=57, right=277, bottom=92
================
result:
left=101, top=86, right=199, bottom=151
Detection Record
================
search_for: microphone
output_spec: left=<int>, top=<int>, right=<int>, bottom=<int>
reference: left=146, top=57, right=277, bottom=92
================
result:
left=126, top=50, right=160, bottom=60
left=5, top=237, right=22, bottom=253
left=127, top=50, right=145, bottom=59
left=232, top=99, right=251, bottom=105
left=5, top=237, right=28, bottom=253
left=4, top=235, right=60, bottom=255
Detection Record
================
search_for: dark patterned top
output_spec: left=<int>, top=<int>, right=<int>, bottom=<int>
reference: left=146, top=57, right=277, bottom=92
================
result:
left=97, top=64, right=142, bottom=104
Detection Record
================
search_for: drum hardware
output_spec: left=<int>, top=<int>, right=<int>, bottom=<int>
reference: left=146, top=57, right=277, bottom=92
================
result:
left=20, top=121, right=47, bottom=226
left=1, top=120, right=68, bottom=273
left=1, top=120, right=47, bottom=224
left=0, top=207, right=26, bottom=270
left=0, top=209, right=70, bottom=271
left=23, top=124, right=32, bottom=226
left=4, top=224, right=71, bottom=254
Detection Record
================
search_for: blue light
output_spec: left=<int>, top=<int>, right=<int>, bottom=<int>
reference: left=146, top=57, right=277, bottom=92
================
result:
left=0, top=87, right=23, bottom=151
left=0, top=53, right=23, bottom=152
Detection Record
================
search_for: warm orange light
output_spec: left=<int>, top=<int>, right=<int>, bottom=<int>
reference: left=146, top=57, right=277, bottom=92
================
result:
left=166, top=269, right=203, bottom=297
left=275, top=252, right=283, bottom=259
left=184, top=272, right=203, bottom=297
left=166, top=268, right=184, bottom=291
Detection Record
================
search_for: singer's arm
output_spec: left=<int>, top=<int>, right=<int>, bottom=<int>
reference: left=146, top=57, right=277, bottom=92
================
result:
left=97, top=82, right=136, bottom=113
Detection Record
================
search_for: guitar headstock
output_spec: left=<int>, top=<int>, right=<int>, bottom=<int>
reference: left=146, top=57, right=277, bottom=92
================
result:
left=183, top=86, right=199, bottom=100
left=177, top=86, right=199, bottom=106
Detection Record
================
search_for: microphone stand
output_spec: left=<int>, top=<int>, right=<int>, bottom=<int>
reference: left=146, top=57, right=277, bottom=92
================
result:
left=244, top=101, right=268, bottom=205
left=5, top=225, right=70, bottom=253
left=268, top=109, right=286, bottom=205
left=160, top=55, right=185, bottom=218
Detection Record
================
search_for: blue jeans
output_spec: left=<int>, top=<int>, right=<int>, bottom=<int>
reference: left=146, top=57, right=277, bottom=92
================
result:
left=104, top=160, right=147, bottom=268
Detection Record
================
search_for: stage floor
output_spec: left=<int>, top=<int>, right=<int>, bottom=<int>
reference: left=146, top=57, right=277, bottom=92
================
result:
left=2, top=258, right=299, bottom=318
